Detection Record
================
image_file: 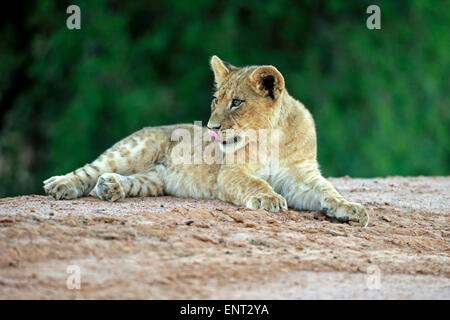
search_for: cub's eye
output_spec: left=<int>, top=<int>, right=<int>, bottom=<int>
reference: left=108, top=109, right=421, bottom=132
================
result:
left=230, top=99, right=244, bottom=109
left=212, top=97, right=218, bottom=105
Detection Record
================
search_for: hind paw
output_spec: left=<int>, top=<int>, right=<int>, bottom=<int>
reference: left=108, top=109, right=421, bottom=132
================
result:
left=91, top=173, right=126, bottom=202
left=43, top=175, right=82, bottom=200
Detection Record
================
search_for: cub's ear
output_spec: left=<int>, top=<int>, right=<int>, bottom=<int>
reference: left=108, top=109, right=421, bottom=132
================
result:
left=249, top=66, right=285, bottom=100
left=210, top=55, right=236, bottom=87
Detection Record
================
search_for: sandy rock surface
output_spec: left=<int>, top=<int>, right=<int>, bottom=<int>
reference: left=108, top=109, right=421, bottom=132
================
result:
left=0, top=176, right=449, bottom=299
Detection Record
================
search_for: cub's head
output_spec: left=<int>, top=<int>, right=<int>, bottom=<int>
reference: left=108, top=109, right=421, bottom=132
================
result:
left=207, top=55, right=285, bottom=153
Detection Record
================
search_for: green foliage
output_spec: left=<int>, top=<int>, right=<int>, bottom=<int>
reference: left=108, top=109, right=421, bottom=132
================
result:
left=0, top=0, right=448, bottom=197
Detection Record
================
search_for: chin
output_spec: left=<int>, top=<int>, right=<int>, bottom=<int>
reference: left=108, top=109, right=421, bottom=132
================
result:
left=218, top=136, right=247, bottom=154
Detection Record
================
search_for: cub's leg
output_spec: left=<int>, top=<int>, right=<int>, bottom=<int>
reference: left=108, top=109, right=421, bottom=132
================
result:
left=43, top=127, right=168, bottom=200
left=91, top=170, right=164, bottom=202
left=272, top=161, right=369, bottom=227
left=217, top=166, right=287, bottom=213
left=43, top=161, right=104, bottom=200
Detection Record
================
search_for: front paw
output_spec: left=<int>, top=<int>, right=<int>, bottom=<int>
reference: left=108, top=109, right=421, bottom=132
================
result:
left=324, top=201, right=369, bottom=227
left=91, top=173, right=126, bottom=202
left=43, top=175, right=82, bottom=200
left=246, top=193, right=287, bottom=213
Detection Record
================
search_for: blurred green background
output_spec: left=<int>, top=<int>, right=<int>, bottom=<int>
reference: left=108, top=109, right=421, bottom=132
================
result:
left=0, top=0, right=449, bottom=197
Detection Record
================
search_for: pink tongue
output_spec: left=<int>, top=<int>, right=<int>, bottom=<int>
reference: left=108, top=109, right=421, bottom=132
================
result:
left=208, top=130, right=223, bottom=142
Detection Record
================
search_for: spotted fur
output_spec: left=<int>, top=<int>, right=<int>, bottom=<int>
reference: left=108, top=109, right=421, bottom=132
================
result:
left=43, top=56, right=369, bottom=227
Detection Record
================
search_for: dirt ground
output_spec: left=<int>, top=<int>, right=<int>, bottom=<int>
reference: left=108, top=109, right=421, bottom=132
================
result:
left=0, top=176, right=449, bottom=299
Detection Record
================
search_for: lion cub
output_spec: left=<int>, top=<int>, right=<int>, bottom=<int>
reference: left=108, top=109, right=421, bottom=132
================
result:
left=44, top=56, right=369, bottom=226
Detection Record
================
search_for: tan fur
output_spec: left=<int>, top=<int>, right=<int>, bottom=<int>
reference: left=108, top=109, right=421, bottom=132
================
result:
left=43, top=56, right=369, bottom=226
